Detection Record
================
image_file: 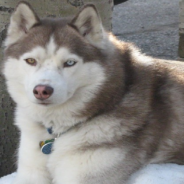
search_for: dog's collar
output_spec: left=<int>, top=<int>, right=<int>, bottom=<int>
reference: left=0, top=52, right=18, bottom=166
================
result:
left=39, top=122, right=83, bottom=155
left=47, top=127, right=53, bottom=134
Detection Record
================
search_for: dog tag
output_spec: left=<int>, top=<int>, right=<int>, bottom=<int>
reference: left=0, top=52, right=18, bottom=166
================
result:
left=40, top=139, right=55, bottom=154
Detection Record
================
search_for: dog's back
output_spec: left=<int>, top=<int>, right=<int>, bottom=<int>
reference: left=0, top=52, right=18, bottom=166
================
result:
left=115, top=51, right=184, bottom=164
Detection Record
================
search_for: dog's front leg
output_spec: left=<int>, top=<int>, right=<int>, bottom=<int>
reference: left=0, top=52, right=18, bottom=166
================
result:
left=13, top=111, right=52, bottom=184
left=48, top=137, right=135, bottom=184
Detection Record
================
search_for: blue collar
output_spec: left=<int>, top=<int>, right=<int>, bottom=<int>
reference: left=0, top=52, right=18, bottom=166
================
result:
left=47, top=127, right=53, bottom=135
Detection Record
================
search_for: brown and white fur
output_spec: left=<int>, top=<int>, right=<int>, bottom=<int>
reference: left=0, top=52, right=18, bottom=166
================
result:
left=3, top=1, right=184, bottom=184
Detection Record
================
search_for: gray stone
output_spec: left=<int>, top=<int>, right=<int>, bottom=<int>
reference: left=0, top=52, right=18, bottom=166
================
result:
left=113, top=0, right=179, bottom=60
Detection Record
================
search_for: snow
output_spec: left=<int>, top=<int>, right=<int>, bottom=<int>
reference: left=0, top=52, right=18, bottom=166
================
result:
left=1, top=164, right=184, bottom=184
left=128, top=164, right=184, bottom=184
left=0, top=173, right=16, bottom=184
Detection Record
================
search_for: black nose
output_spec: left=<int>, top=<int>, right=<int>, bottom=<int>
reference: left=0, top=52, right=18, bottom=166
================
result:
left=33, top=85, right=54, bottom=100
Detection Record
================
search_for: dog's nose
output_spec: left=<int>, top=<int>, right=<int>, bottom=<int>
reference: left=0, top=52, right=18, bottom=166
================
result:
left=33, top=85, right=54, bottom=100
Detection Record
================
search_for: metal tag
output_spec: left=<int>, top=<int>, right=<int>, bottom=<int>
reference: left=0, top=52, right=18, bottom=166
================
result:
left=40, top=139, right=55, bottom=154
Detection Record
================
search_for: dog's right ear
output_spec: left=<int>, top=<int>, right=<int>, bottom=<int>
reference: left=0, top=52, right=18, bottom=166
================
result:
left=5, top=1, right=40, bottom=47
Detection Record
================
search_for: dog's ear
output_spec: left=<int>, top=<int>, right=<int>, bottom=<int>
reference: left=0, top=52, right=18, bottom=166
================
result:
left=5, top=1, right=40, bottom=47
left=70, top=4, right=107, bottom=48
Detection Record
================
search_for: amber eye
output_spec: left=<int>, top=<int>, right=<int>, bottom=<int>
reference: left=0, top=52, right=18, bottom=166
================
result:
left=25, top=58, right=37, bottom=66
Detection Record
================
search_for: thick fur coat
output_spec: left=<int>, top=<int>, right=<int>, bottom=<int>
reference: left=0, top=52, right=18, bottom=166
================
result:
left=3, top=2, right=184, bottom=184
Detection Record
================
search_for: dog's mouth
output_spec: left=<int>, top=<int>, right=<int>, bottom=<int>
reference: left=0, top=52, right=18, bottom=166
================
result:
left=34, top=96, right=52, bottom=106
left=38, top=102, right=51, bottom=106
left=35, top=100, right=51, bottom=106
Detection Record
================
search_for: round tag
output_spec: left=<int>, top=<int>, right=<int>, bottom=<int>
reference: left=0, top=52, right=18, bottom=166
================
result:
left=41, top=142, right=53, bottom=154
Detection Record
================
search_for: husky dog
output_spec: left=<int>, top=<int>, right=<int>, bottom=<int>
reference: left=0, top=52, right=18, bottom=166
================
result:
left=3, top=1, right=184, bottom=184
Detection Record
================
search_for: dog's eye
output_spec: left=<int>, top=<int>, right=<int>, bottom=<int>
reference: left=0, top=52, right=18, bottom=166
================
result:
left=64, top=59, right=77, bottom=68
left=25, top=58, right=37, bottom=66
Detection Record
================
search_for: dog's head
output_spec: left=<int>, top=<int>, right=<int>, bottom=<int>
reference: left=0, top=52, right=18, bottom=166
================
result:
left=3, top=2, right=116, bottom=108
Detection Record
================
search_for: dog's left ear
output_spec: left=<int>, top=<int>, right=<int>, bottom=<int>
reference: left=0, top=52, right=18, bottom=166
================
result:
left=70, top=4, right=107, bottom=48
